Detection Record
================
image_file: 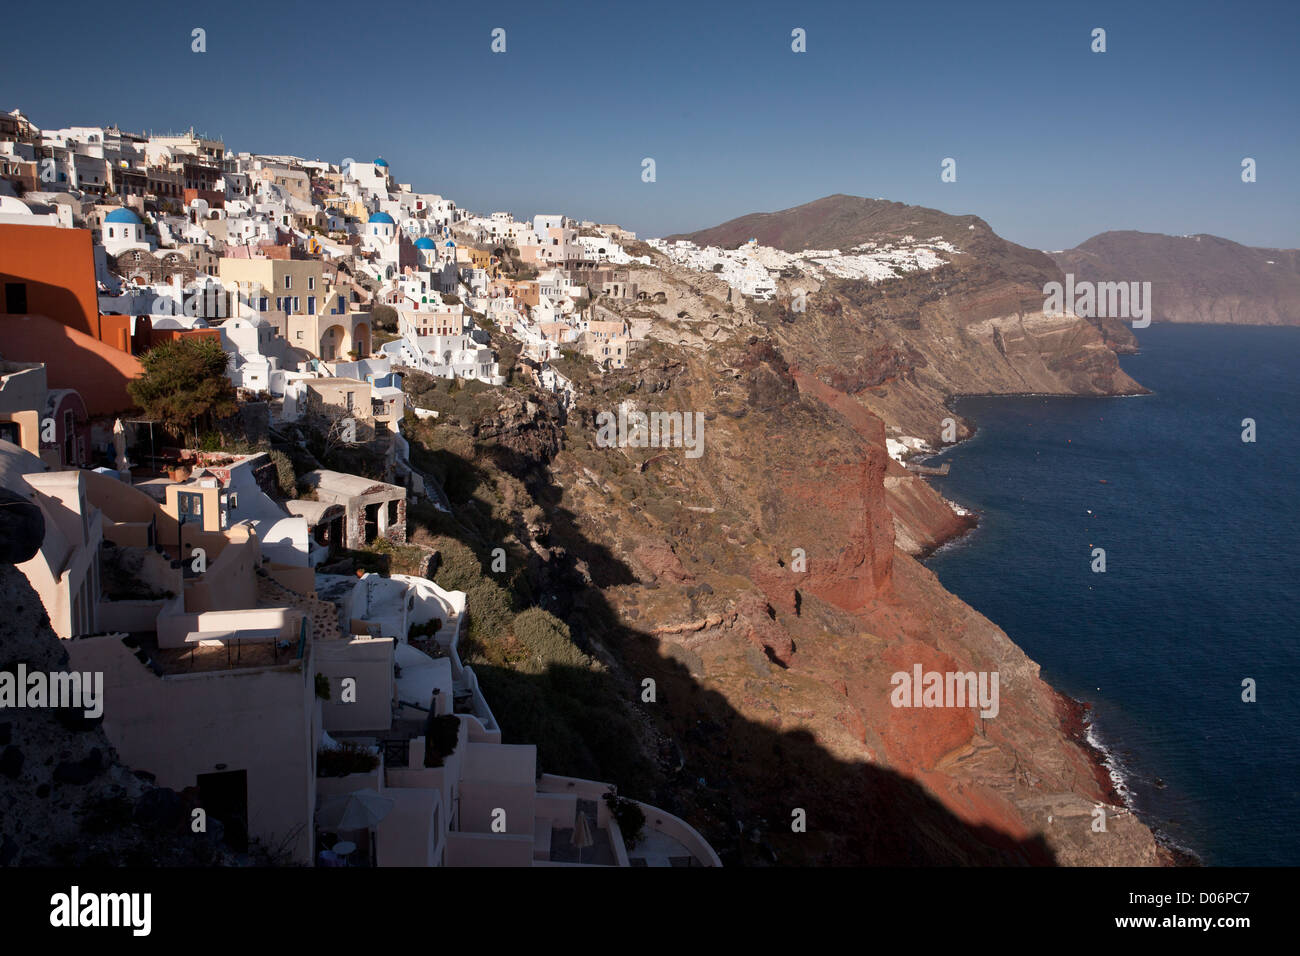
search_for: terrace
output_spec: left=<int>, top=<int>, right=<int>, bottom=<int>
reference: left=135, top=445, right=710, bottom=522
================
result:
left=536, top=774, right=721, bottom=867
left=148, top=614, right=307, bottom=676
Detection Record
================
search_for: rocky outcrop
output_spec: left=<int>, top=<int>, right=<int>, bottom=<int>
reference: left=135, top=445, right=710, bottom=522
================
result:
left=884, top=466, right=976, bottom=557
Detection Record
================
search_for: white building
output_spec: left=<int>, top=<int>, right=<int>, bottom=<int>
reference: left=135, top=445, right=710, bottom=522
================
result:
left=100, top=206, right=154, bottom=255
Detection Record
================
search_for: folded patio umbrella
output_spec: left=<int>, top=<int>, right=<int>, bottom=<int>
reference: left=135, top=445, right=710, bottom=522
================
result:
left=572, top=810, right=594, bottom=864
left=316, top=788, right=395, bottom=831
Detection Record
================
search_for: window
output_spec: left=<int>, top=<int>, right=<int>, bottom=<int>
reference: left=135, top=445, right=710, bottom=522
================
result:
left=284, top=275, right=292, bottom=290
left=177, top=491, right=204, bottom=518
left=4, top=282, right=29, bottom=314
left=345, top=391, right=355, bottom=411
left=307, top=276, right=315, bottom=290
left=107, top=227, right=114, bottom=238
left=307, top=296, right=315, bottom=315
left=296, top=331, right=303, bottom=341
left=292, top=296, right=300, bottom=313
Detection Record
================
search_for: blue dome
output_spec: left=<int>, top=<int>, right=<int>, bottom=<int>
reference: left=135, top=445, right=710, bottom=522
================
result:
left=444, top=240, right=456, bottom=247
left=369, top=211, right=395, bottom=224
left=413, top=237, right=436, bottom=250
left=105, top=207, right=141, bottom=225
left=373, top=158, right=389, bottom=168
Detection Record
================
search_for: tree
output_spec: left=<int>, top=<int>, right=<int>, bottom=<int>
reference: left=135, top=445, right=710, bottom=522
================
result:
left=127, top=337, right=237, bottom=446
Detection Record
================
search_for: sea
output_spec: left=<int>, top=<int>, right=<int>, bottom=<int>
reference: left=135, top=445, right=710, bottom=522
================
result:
left=923, top=323, right=1300, bottom=866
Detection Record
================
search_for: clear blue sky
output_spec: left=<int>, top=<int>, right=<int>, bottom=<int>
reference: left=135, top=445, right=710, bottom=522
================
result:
left=3, top=0, right=1296, bottom=249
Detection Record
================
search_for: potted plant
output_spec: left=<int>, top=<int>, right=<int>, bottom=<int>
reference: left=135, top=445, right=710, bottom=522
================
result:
left=603, top=790, right=646, bottom=850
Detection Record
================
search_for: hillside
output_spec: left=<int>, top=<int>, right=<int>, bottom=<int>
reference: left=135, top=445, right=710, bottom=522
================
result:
left=1050, top=230, right=1300, bottom=326
left=403, top=195, right=1175, bottom=864
left=669, top=193, right=989, bottom=253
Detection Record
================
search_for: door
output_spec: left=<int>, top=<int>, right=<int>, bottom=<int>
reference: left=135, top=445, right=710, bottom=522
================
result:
left=196, top=769, right=249, bottom=853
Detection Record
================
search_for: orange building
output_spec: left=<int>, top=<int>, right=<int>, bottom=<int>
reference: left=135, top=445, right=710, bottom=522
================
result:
left=0, top=223, right=143, bottom=414
left=0, top=314, right=142, bottom=416
left=0, top=223, right=103, bottom=337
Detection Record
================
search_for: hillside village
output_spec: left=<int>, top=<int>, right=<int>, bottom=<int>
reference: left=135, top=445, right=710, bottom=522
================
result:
left=0, top=107, right=731, bottom=867
left=0, top=99, right=1184, bottom=874
left=649, top=234, right=962, bottom=297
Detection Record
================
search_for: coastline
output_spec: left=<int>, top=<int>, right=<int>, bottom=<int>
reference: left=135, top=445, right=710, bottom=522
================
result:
left=1059, top=690, right=1202, bottom=867
left=910, top=385, right=1196, bottom=866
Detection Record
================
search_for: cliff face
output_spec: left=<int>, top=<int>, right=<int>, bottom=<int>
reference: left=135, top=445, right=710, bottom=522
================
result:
left=1051, top=230, right=1300, bottom=326
left=541, top=336, right=1163, bottom=865
left=497, top=196, right=1171, bottom=864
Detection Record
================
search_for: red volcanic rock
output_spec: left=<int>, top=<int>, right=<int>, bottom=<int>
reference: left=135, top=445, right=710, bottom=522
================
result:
left=874, top=642, right=979, bottom=770
left=735, top=591, right=795, bottom=665
left=632, top=540, right=694, bottom=584
left=779, top=369, right=895, bottom=610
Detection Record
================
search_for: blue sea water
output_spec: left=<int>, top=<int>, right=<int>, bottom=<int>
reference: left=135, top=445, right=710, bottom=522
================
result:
left=923, top=323, right=1300, bottom=866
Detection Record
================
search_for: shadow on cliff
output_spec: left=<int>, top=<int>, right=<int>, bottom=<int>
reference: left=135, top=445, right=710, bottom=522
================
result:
left=414, top=441, right=1058, bottom=866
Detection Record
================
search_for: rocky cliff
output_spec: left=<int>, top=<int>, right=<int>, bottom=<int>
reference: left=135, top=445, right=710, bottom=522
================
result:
left=1050, top=230, right=1300, bottom=325
left=409, top=196, right=1172, bottom=864
left=532, top=336, right=1164, bottom=865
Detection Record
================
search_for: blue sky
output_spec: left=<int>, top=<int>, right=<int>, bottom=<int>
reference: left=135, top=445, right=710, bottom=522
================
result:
left=2, top=0, right=1296, bottom=249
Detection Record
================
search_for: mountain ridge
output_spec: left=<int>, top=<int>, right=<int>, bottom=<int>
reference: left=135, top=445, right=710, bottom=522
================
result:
left=1050, top=229, right=1300, bottom=326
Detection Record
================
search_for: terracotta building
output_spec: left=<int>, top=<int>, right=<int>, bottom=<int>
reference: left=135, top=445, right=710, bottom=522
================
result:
left=0, top=223, right=142, bottom=414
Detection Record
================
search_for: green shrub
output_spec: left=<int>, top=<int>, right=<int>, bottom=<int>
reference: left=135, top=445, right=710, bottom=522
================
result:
left=269, top=449, right=297, bottom=498
left=466, top=580, right=513, bottom=649
left=603, top=791, right=646, bottom=849
left=512, top=607, right=588, bottom=669
left=423, top=714, right=461, bottom=767
left=431, top=537, right=484, bottom=593
left=317, top=740, right=378, bottom=777
left=408, top=618, right=442, bottom=640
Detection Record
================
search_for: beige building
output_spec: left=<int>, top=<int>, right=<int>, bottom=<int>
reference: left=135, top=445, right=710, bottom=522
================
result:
left=1, top=446, right=102, bottom=639
left=304, top=378, right=372, bottom=419
left=255, top=164, right=312, bottom=203
left=0, top=360, right=46, bottom=456
left=300, top=469, right=406, bottom=549
left=218, top=256, right=324, bottom=314
left=219, top=256, right=372, bottom=359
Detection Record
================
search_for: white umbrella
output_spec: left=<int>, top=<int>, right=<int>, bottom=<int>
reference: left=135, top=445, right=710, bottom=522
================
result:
left=316, top=789, right=395, bottom=831
left=572, top=810, right=594, bottom=864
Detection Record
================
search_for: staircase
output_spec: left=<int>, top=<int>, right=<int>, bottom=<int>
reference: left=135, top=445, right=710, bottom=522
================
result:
left=255, top=566, right=345, bottom=641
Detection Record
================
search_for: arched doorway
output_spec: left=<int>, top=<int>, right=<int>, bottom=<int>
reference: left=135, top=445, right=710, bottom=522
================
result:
left=320, top=324, right=351, bottom=361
